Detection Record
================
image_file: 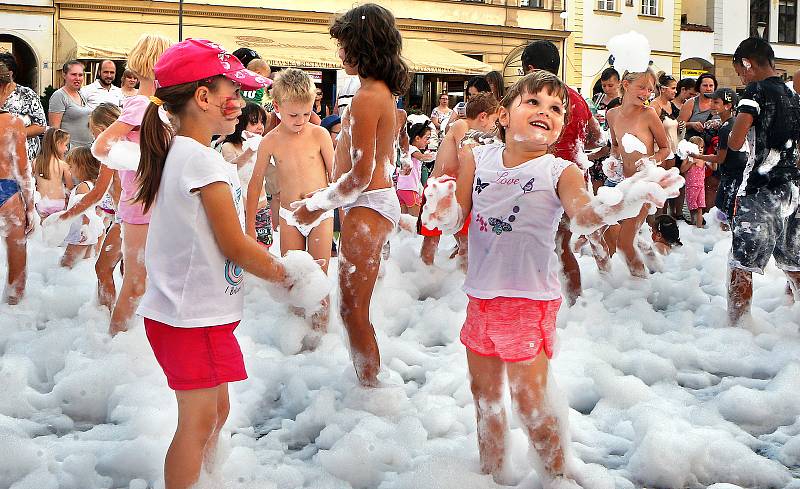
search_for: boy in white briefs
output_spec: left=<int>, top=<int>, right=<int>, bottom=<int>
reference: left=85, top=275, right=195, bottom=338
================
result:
left=247, top=68, right=334, bottom=335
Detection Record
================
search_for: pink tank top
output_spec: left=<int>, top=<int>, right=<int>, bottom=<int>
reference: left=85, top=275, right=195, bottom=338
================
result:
left=464, top=143, right=573, bottom=301
left=116, top=95, right=149, bottom=225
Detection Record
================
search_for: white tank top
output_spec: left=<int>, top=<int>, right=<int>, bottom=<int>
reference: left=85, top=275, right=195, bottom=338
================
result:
left=464, top=143, right=574, bottom=301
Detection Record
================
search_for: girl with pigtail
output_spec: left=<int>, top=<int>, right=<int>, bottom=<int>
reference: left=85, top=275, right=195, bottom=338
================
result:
left=134, top=39, right=326, bottom=489
left=58, top=33, right=172, bottom=331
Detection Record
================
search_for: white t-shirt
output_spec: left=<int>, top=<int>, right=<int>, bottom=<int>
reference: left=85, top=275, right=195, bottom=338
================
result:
left=80, top=80, right=123, bottom=110
left=137, top=136, right=246, bottom=328
left=464, top=143, right=573, bottom=301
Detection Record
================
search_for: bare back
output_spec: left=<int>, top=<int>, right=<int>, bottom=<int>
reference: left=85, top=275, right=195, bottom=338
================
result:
left=332, top=80, right=397, bottom=191
left=35, top=158, right=69, bottom=200
left=0, top=113, right=25, bottom=181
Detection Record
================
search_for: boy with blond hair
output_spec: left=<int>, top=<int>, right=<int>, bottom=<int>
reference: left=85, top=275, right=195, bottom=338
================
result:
left=247, top=68, right=334, bottom=337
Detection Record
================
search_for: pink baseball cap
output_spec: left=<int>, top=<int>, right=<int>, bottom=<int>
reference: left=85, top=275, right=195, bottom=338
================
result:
left=154, top=38, right=271, bottom=91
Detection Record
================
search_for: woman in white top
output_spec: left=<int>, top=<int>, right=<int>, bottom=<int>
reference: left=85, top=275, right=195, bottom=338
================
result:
left=430, top=92, right=453, bottom=132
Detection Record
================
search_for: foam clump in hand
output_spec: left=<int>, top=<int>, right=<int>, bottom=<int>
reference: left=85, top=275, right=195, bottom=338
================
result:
left=241, top=132, right=263, bottom=153
left=421, top=176, right=461, bottom=234
left=607, top=31, right=651, bottom=74
left=40, top=211, right=72, bottom=247
left=102, top=140, right=141, bottom=171
left=266, top=250, right=331, bottom=314
left=571, top=164, right=684, bottom=235
left=675, top=139, right=701, bottom=159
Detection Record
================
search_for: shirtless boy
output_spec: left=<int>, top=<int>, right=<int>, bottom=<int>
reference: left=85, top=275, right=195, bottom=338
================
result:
left=419, top=92, right=499, bottom=266
left=0, top=61, right=35, bottom=304
left=247, top=68, right=334, bottom=334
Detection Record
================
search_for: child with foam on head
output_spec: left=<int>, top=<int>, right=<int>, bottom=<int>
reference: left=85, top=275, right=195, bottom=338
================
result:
left=725, top=37, right=800, bottom=325
left=422, top=71, right=682, bottom=488
left=60, top=147, right=104, bottom=268
left=679, top=135, right=708, bottom=228
left=0, top=59, right=35, bottom=305
left=419, top=92, right=499, bottom=267
left=292, top=3, right=411, bottom=387
left=604, top=63, right=672, bottom=277
left=134, top=39, right=327, bottom=489
left=246, top=68, right=334, bottom=338
left=34, top=128, right=72, bottom=219
left=58, top=33, right=173, bottom=335
left=397, top=122, right=431, bottom=217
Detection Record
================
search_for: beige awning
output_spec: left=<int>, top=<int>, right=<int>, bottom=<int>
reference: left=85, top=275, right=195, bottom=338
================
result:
left=58, top=19, right=491, bottom=75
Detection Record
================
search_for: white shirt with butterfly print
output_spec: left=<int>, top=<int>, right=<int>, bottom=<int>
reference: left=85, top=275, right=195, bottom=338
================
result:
left=464, top=143, right=575, bottom=301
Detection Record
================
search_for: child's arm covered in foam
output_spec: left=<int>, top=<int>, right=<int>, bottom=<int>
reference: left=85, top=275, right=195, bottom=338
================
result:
left=292, top=94, right=380, bottom=223
left=420, top=143, right=475, bottom=234
left=562, top=163, right=684, bottom=235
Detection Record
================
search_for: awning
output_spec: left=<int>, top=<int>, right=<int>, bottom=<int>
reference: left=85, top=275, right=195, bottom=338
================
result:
left=58, top=19, right=491, bottom=75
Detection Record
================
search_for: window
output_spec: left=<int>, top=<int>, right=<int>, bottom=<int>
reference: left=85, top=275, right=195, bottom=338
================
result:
left=779, top=0, right=797, bottom=43
left=521, top=0, right=545, bottom=7
left=750, top=0, right=770, bottom=38
left=641, top=0, right=658, bottom=16
left=597, top=0, right=615, bottom=10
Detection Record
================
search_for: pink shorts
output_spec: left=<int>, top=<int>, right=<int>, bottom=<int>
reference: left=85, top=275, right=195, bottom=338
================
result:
left=685, top=185, right=706, bottom=211
left=144, top=318, right=247, bottom=390
left=460, top=296, right=562, bottom=362
left=397, top=189, right=422, bottom=207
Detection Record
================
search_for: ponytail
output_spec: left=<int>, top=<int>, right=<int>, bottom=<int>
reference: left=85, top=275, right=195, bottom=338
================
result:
left=135, top=76, right=225, bottom=213
left=135, top=101, right=173, bottom=213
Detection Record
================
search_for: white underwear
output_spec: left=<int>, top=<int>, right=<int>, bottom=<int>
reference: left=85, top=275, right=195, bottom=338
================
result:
left=279, top=206, right=333, bottom=237
left=342, top=187, right=401, bottom=228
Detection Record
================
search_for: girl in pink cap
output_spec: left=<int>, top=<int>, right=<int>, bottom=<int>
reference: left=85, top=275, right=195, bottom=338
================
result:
left=135, top=38, right=326, bottom=489
left=59, top=33, right=172, bottom=332
left=423, top=71, right=683, bottom=487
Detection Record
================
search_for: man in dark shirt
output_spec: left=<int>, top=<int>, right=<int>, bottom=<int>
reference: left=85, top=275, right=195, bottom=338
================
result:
left=727, top=37, right=800, bottom=325
left=521, top=40, right=604, bottom=305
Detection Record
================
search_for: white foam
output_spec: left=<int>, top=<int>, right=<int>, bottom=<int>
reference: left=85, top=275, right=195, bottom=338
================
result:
left=420, top=176, right=461, bottom=234
left=675, top=139, right=701, bottom=159
left=607, top=31, right=651, bottom=74
left=621, top=133, right=647, bottom=155
left=102, top=140, right=141, bottom=172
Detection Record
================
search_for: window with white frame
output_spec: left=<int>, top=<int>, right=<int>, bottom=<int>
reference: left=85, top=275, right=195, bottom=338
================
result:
left=597, top=0, right=616, bottom=11
left=521, top=0, right=545, bottom=7
left=642, top=0, right=658, bottom=16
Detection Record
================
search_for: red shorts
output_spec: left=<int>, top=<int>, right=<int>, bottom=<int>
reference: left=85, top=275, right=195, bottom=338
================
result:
left=144, top=318, right=247, bottom=390
left=460, top=296, right=562, bottom=362
left=397, top=189, right=422, bottom=207
left=417, top=190, right=470, bottom=237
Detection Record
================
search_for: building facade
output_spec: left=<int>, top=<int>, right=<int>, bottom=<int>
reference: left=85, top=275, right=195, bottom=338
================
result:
left=681, top=0, right=800, bottom=89
left=49, top=0, right=569, bottom=112
left=0, top=0, right=54, bottom=93
left=566, top=0, right=682, bottom=96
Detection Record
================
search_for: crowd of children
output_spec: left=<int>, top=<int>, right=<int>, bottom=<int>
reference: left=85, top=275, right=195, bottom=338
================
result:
left=0, top=4, right=798, bottom=488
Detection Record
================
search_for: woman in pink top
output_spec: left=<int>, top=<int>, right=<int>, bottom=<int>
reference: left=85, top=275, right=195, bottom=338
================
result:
left=79, top=34, right=171, bottom=335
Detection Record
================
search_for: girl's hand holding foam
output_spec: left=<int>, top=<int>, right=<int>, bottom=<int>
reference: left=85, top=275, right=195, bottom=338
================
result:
left=265, top=250, right=331, bottom=314
left=571, top=165, right=684, bottom=235
left=421, top=176, right=462, bottom=234
left=241, top=131, right=263, bottom=154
